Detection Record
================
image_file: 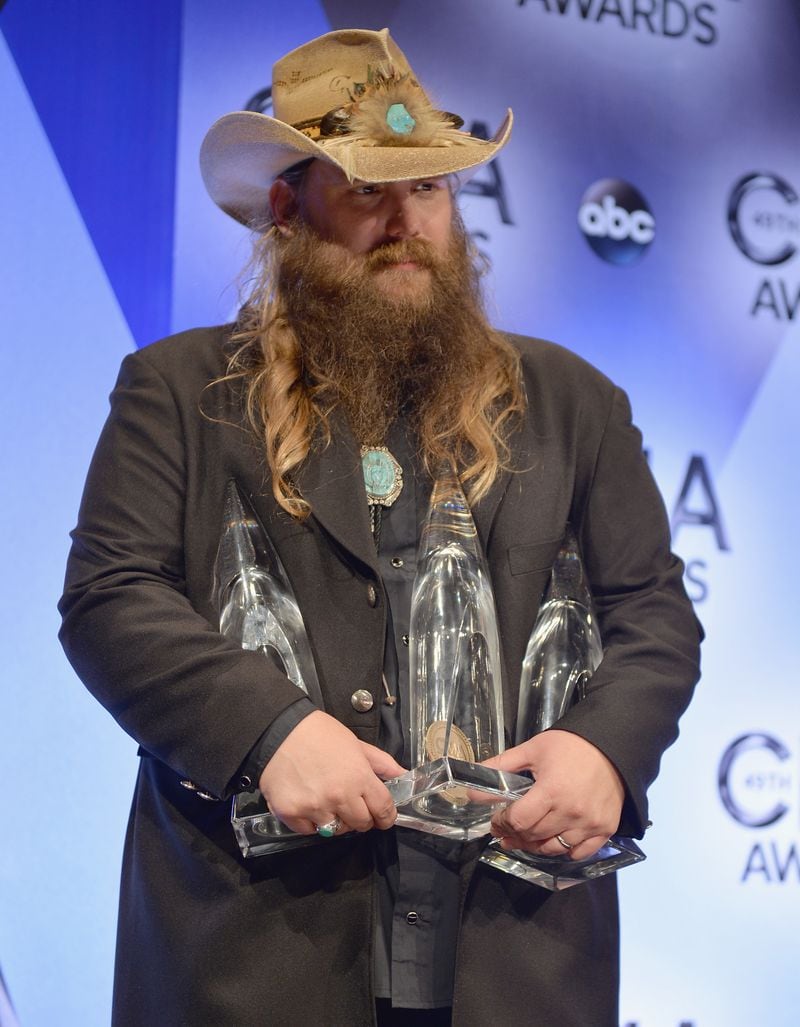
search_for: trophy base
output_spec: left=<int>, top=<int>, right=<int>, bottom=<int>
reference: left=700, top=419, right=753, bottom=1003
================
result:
left=480, top=834, right=645, bottom=890
left=231, top=790, right=324, bottom=858
left=385, top=758, right=533, bottom=841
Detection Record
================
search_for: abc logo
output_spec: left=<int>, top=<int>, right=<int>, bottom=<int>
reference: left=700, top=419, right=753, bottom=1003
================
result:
left=578, top=179, right=655, bottom=266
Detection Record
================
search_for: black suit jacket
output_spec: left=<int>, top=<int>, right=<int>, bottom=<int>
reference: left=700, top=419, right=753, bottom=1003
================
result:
left=59, top=326, right=701, bottom=1026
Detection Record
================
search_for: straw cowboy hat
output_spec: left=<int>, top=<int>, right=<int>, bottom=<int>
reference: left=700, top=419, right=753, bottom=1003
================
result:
left=200, top=27, right=513, bottom=226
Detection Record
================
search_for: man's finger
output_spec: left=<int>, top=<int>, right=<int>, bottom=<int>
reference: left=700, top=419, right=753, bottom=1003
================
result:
left=499, top=835, right=559, bottom=854
left=335, top=798, right=375, bottom=834
left=362, top=777, right=398, bottom=830
left=360, top=741, right=405, bottom=780
left=490, top=789, right=553, bottom=839
left=273, top=813, right=318, bottom=836
left=567, top=834, right=610, bottom=861
left=482, top=747, right=530, bottom=775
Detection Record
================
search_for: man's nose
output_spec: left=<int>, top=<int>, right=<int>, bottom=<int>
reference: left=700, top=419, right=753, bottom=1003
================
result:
left=384, top=199, right=421, bottom=239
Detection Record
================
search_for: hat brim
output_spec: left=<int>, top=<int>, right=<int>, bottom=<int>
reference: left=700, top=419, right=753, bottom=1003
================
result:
left=200, top=108, right=513, bottom=227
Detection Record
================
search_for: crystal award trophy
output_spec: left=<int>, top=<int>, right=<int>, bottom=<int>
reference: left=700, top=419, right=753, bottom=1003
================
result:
left=479, top=527, right=645, bottom=889
left=215, top=480, right=326, bottom=858
left=385, top=470, right=532, bottom=840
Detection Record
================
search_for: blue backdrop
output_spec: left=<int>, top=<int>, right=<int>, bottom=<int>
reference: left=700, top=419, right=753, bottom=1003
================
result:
left=2, top=2, right=798, bottom=1024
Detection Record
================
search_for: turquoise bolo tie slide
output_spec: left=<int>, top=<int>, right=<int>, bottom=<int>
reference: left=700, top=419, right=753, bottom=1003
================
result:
left=361, top=446, right=403, bottom=508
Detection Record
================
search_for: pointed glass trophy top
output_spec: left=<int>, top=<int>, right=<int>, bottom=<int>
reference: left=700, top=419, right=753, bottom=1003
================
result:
left=213, top=481, right=323, bottom=709
left=213, top=481, right=325, bottom=858
left=215, top=481, right=284, bottom=603
left=409, top=468, right=505, bottom=769
left=546, top=525, right=594, bottom=605
left=516, top=527, right=603, bottom=742
left=385, top=467, right=525, bottom=838
left=480, top=524, right=646, bottom=887
left=418, top=466, right=482, bottom=560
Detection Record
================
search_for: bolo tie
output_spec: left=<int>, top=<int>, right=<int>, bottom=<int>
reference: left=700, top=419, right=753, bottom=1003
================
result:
left=361, top=444, right=403, bottom=707
left=360, top=444, right=403, bottom=551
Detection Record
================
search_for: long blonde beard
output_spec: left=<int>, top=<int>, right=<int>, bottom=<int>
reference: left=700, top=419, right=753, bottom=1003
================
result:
left=224, top=216, right=525, bottom=519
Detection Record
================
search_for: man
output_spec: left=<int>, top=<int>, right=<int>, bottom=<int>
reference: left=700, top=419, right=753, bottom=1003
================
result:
left=59, top=27, right=701, bottom=1027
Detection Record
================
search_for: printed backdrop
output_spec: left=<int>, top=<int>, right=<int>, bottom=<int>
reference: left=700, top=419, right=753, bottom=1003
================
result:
left=1, top=2, right=798, bottom=1024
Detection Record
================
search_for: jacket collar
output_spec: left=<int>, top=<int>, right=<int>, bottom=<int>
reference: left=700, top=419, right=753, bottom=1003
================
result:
left=292, top=406, right=537, bottom=568
left=293, top=409, right=380, bottom=576
left=469, top=404, right=538, bottom=553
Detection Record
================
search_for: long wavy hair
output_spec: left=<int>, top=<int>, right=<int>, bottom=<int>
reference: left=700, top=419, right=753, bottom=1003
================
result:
left=218, top=189, right=525, bottom=520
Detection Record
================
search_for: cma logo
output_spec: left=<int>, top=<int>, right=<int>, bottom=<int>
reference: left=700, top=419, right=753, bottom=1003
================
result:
left=646, top=451, right=728, bottom=605
left=728, top=172, right=798, bottom=267
left=718, top=732, right=799, bottom=885
left=578, top=179, right=655, bottom=266
left=718, top=733, right=793, bottom=828
left=728, top=172, right=800, bottom=321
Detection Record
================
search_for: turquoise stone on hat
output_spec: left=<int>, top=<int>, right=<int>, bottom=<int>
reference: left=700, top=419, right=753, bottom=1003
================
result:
left=386, top=103, right=416, bottom=136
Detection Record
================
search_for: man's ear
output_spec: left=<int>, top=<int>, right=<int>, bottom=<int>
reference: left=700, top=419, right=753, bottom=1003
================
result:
left=269, top=179, right=299, bottom=236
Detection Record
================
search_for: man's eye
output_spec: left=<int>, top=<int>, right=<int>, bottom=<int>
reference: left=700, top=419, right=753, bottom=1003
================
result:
left=355, top=185, right=378, bottom=195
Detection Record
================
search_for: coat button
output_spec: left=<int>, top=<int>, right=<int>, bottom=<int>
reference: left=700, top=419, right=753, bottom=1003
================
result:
left=406, top=911, right=418, bottom=925
left=351, top=689, right=374, bottom=712
left=401, top=634, right=409, bottom=647
left=366, top=583, right=378, bottom=607
left=390, top=557, right=404, bottom=568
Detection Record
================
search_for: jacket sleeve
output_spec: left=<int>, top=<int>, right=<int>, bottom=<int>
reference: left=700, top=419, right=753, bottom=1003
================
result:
left=58, top=347, right=309, bottom=799
left=556, top=384, right=703, bottom=838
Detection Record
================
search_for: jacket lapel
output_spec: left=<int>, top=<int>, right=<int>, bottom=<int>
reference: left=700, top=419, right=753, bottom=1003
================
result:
left=471, top=408, right=540, bottom=553
left=246, top=405, right=539, bottom=574
left=293, top=410, right=380, bottom=577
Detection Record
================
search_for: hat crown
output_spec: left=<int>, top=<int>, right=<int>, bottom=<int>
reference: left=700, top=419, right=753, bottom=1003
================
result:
left=271, top=28, right=422, bottom=127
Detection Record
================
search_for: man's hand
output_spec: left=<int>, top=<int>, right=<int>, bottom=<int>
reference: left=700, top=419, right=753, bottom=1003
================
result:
left=258, top=710, right=403, bottom=836
left=484, top=729, right=625, bottom=860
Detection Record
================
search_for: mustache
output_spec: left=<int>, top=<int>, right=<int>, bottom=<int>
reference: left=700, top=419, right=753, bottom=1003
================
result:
left=362, top=238, right=440, bottom=271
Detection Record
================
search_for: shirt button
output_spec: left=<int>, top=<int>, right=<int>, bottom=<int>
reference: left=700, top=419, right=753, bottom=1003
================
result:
left=351, top=689, right=374, bottom=712
left=390, top=557, right=404, bottom=568
left=366, top=583, right=378, bottom=607
left=401, top=634, right=409, bottom=647
left=406, top=911, right=418, bottom=925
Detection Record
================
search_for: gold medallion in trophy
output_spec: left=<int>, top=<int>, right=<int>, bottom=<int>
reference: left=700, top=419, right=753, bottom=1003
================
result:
left=424, top=721, right=475, bottom=805
left=424, top=721, right=475, bottom=762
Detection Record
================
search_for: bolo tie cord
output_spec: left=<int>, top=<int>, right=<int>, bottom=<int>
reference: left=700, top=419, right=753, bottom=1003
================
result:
left=369, top=506, right=398, bottom=706
left=369, top=503, right=384, bottom=552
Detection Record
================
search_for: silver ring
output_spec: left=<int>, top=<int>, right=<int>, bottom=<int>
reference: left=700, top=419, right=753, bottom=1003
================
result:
left=316, top=817, right=342, bottom=839
left=555, top=834, right=573, bottom=850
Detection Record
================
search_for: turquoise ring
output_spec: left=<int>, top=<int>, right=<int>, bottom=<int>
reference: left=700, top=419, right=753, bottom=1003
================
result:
left=316, top=817, right=342, bottom=839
